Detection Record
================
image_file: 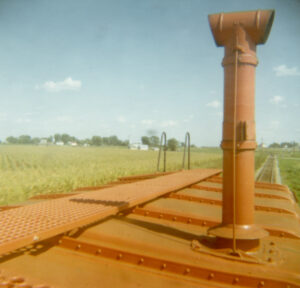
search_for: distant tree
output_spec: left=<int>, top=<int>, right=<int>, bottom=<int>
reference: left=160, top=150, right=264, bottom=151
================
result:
left=141, top=136, right=150, bottom=146
left=61, top=133, right=71, bottom=144
left=6, top=136, right=18, bottom=144
left=269, top=142, right=280, bottom=148
left=54, top=134, right=62, bottom=143
left=18, top=135, right=31, bottom=144
left=150, top=136, right=159, bottom=147
left=167, top=138, right=179, bottom=151
left=91, top=136, right=102, bottom=146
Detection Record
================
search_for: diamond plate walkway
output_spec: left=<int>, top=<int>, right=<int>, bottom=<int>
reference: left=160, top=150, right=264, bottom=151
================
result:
left=0, top=168, right=221, bottom=255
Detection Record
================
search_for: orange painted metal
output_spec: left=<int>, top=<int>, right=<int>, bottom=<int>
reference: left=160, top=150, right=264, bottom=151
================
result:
left=208, top=10, right=275, bottom=245
left=132, top=206, right=300, bottom=240
left=0, top=169, right=220, bottom=256
left=168, top=193, right=297, bottom=216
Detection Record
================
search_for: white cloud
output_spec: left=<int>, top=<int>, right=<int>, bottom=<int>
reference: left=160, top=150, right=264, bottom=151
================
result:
left=117, top=116, right=126, bottom=123
left=161, top=120, right=177, bottom=127
left=270, top=95, right=284, bottom=104
left=36, top=77, right=82, bottom=92
left=206, top=100, right=221, bottom=108
left=273, top=65, right=300, bottom=77
left=141, top=119, right=155, bottom=125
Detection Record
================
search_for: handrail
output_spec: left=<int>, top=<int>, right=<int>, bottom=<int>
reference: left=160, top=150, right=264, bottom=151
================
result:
left=157, top=132, right=167, bottom=172
left=182, top=132, right=191, bottom=170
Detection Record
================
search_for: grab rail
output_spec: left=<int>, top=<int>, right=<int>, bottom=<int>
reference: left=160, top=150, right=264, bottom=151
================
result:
left=182, top=132, right=191, bottom=170
left=157, top=132, right=167, bottom=172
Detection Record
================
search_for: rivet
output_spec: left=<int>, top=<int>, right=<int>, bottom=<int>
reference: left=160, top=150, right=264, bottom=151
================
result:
left=76, top=244, right=81, bottom=250
left=33, top=235, right=39, bottom=242
left=145, top=211, right=149, bottom=216
left=95, top=249, right=102, bottom=255
left=280, top=232, right=285, bottom=237
left=259, top=281, right=265, bottom=287
left=233, top=277, right=239, bottom=284
left=202, top=221, right=207, bottom=226
left=172, top=217, right=177, bottom=221
left=132, top=209, right=136, bottom=213
left=208, top=273, right=215, bottom=279
left=267, top=257, right=272, bottom=262
left=139, top=258, right=144, bottom=264
left=184, top=268, right=190, bottom=274
left=117, top=253, right=123, bottom=259
left=58, top=240, right=62, bottom=245
left=159, top=214, right=163, bottom=219
left=270, top=242, right=275, bottom=246
left=10, top=277, right=25, bottom=283
left=161, top=263, right=167, bottom=270
left=188, top=218, right=192, bottom=224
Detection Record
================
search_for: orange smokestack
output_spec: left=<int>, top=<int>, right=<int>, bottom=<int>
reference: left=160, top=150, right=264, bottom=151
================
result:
left=208, top=10, right=275, bottom=250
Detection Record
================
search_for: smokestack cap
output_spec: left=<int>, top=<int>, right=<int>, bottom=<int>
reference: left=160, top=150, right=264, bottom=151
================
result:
left=209, top=10, right=275, bottom=47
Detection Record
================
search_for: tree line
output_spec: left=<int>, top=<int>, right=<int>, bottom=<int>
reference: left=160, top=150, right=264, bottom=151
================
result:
left=268, top=141, right=299, bottom=148
left=3, top=133, right=184, bottom=151
left=4, top=134, right=129, bottom=146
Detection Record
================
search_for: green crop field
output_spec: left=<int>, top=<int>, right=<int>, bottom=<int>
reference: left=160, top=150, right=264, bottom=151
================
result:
left=1, top=145, right=298, bottom=206
left=0, top=145, right=224, bottom=205
left=277, top=150, right=300, bottom=202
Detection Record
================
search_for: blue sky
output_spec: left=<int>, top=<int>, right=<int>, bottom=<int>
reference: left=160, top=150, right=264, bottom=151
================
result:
left=0, top=0, right=299, bottom=146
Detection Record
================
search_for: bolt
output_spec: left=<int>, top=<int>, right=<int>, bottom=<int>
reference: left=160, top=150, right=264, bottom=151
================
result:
left=76, top=244, right=81, bottom=250
left=280, top=232, right=285, bottom=237
left=259, top=281, right=265, bottom=287
left=139, top=258, right=144, bottom=264
left=145, top=211, right=149, bottom=216
left=172, top=217, right=177, bottom=221
left=159, top=214, right=163, bottom=219
left=267, top=258, right=273, bottom=263
left=117, top=253, right=123, bottom=260
left=161, top=263, right=167, bottom=270
left=208, top=273, right=215, bottom=280
left=188, top=218, right=192, bottom=224
left=202, top=221, right=207, bottom=226
left=58, top=240, right=62, bottom=245
left=233, top=277, right=239, bottom=284
left=184, top=268, right=190, bottom=274
left=95, top=249, right=102, bottom=255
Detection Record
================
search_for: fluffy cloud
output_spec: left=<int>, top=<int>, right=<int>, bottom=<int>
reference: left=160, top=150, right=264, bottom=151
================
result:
left=206, top=100, right=221, bottom=108
left=270, top=95, right=284, bottom=104
left=273, top=65, right=300, bottom=77
left=161, top=120, right=177, bottom=127
left=36, top=77, right=82, bottom=92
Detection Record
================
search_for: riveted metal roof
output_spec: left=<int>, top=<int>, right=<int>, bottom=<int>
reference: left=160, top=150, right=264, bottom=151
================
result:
left=0, top=169, right=299, bottom=288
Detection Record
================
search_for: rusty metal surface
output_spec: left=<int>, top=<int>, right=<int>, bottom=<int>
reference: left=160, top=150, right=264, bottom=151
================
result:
left=0, top=171, right=299, bottom=287
left=0, top=168, right=220, bottom=256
